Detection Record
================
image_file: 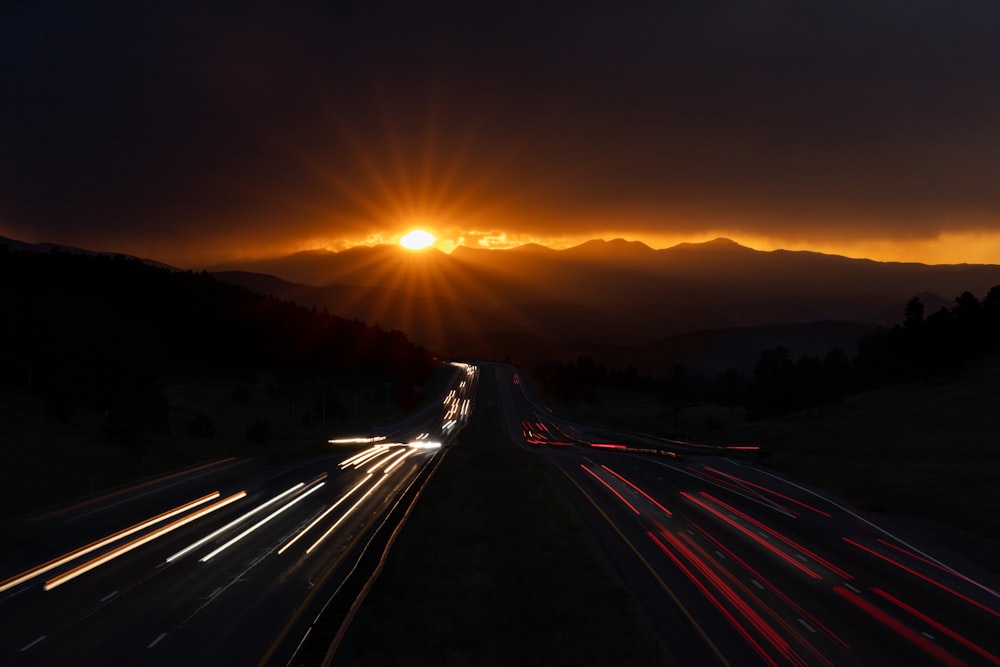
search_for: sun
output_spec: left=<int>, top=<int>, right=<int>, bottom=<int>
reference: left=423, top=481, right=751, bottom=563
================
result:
left=400, top=229, right=436, bottom=250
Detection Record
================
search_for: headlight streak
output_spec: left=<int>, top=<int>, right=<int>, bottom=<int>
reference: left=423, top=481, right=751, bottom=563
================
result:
left=305, top=474, right=390, bottom=554
left=43, top=492, right=246, bottom=591
left=328, top=436, right=386, bottom=444
left=199, top=483, right=325, bottom=563
left=165, top=483, right=307, bottom=563
left=0, top=492, right=221, bottom=593
left=278, top=475, right=373, bottom=555
left=383, top=448, right=417, bottom=474
left=367, top=448, right=410, bottom=474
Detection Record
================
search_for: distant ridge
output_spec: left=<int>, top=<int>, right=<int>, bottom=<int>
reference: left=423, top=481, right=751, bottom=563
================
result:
left=8, top=234, right=1000, bottom=371
left=0, top=235, right=176, bottom=270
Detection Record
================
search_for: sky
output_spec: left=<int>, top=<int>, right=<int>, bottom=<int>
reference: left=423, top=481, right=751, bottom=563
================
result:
left=3, top=0, right=1000, bottom=266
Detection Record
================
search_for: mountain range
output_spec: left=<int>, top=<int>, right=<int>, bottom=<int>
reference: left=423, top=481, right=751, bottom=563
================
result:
left=207, top=238, right=1000, bottom=373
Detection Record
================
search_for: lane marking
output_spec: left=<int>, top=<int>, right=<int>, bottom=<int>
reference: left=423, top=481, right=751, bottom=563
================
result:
left=751, top=466, right=1000, bottom=602
left=798, top=618, right=817, bottom=633
left=207, top=586, right=222, bottom=599
left=750, top=579, right=764, bottom=590
left=20, top=635, right=46, bottom=652
left=922, top=632, right=935, bottom=640
left=549, top=458, right=732, bottom=667
left=99, top=590, right=118, bottom=602
left=844, top=583, right=861, bottom=594
left=147, top=632, right=167, bottom=649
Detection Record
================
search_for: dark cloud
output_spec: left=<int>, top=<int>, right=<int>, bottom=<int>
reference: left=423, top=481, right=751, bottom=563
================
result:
left=3, top=0, right=1000, bottom=261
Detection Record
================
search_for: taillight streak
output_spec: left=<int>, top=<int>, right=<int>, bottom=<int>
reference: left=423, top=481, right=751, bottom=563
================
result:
left=871, top=587, right=1000, bottom=666
left=681, top=492, right=822, bottom=580
left=648, top=530, right=782, bottom=667
left=600, top=465, right=672, bottom=516
left=833, top=585, right=965, bottom=667
left=687, top=520, right=851, bottom=651
left=844, top=537, right=1000, bottom=621
left=702, top=466, right=832, bottom=518
left=701, top=493, right=852, bottom=580
left=674, top=530, right=830, bottom=667
left=580, top=465, right=640, bottom=515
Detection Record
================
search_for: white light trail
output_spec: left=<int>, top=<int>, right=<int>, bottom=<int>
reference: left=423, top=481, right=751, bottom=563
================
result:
left=166, top=483, right=306, bottom=562
left=278, top=475, right=372, bottom=555
left=199, top=483, right=325, bottom=562
left=383, top=449, right=416, bottom=474
left=44, top=492, right=245, bottom=590
left=1, top=492, right=220, bottom=593
left=367, top=448, right=410, bottom=474
left=328, top=436, right=386, bottom=444
left=306, top=475, right=389, bottom=554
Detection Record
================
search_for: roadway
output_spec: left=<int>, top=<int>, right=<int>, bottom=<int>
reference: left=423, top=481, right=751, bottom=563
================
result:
left=492, top=362, right=1000, bottom=667
left=0, top=362, right=478, bottom=666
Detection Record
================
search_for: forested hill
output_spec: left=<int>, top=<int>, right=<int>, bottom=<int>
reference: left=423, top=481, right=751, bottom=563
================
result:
left=0, top=245, right=436, bottom=420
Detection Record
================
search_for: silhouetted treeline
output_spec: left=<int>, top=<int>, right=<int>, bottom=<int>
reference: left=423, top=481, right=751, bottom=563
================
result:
left=0, top=246, right=436, bottom=437
left=533, top=285, right=1000, bottom=425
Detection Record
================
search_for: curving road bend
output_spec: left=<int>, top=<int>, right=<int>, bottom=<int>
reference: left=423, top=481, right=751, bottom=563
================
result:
left=0, top=363, right=478, bottom=667
left=493, top=362, right=1000, bottom=667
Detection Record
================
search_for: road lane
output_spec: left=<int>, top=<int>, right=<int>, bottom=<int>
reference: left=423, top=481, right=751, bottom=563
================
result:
left=0, top=363, right=479, bottom=666
left=493, top=362, right=1000, bottom=666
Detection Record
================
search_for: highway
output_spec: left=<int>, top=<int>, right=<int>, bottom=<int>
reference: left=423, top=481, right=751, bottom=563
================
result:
left=0, top=362, right=478, bottom=667
left=492, top=363, right=1000, bottom=666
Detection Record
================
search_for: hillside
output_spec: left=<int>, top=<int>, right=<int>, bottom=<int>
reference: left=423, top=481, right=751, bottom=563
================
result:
left=211, top=238, right=1000, bottom=372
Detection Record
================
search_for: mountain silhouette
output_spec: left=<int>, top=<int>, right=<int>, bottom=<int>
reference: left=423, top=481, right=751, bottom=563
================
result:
left=208, top=238, right=1000, bottom=369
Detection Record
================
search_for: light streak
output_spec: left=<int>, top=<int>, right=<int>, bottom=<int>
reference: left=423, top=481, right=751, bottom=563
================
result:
left=278, top=475, right=373, bottom=555
left=367, top=448, right=410, bottom=474
left=580, top=465, right=640, bottom=515
left=199, top=483, right=324, bottom=562
left=305, top=475, right=389, bottom=554
left=681, top=492, right=821, bottom=579
left=44, top=492, right=245, bottom=590
left=601, top=465, right=672, bottom=516
left=702, top=466, right=832, bottom=517
left=328, top=436, right=386, bottom=444
left=872, top=587, right=1000, bottom=665
left=1, top=492, right=220, bottom=593
left=384, top=449, right=416, bottom=474
left=166, top=483, right=306, bottom=562
left=833, top=586, right=965, bottom=667
left=649, top=531, right=781, bottom=667
left=844, top=538, right=1000, bottom=620
left=700, top=492, right=852, bottom=579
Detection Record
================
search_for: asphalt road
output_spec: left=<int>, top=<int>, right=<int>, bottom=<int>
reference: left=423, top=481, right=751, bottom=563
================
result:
left=491, top=363, right=1000, bottom=667
left=0, top=363, right=478, bottom=667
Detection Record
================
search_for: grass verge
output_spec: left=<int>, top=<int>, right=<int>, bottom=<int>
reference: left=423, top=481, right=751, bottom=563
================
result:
left=340, top=368, right=663, bottom=666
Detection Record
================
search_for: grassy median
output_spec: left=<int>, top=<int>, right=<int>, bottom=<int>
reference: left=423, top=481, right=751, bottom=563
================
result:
left=341, top=368, right=663, bottom=666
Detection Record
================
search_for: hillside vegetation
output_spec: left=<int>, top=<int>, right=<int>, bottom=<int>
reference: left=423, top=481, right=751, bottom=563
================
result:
left=0, top=245, right=436, bottom=517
